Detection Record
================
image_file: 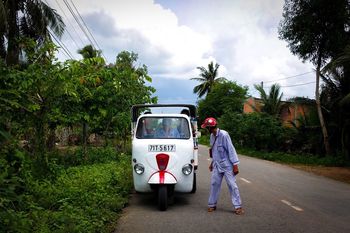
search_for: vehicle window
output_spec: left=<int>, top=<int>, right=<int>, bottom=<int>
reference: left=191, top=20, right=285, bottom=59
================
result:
left=136, top=117, right=190, bottom=139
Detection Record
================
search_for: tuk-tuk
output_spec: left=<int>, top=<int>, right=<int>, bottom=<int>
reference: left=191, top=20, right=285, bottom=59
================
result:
left=131, top=104, right=199, bottom=210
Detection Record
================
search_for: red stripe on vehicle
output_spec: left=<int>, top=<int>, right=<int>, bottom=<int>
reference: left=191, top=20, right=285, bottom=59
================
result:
left=159, top=171, right=165, bottom=184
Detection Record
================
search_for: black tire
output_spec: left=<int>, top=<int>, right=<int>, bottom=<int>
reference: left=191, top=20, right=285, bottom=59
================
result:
left=168, top=185, right=175, bottom=205
left=191, top=172, right=197, bottom=193
left=158, top=185, right=168, bottom=211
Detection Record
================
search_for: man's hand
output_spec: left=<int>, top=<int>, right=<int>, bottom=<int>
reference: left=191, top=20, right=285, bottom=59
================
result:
left=233, top=164, right=239, bottom=175
left=209, top=162, right=213, bottom=172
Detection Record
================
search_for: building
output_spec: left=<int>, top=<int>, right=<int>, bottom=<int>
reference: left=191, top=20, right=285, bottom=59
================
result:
left=243, top=97, right=317, bottom=127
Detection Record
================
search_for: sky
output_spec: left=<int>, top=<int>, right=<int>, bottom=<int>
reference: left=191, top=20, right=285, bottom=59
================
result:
left=47, top=0, right=316, bottom=105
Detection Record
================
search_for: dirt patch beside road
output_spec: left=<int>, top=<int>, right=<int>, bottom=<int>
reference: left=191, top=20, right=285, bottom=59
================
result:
left=290, top=165, right=350, bottom=184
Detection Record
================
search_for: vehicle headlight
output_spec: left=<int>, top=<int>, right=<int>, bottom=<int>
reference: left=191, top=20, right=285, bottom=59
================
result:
left=182, top=164, right=193, bottom=175
left=134, top=163, right=145, bottom=175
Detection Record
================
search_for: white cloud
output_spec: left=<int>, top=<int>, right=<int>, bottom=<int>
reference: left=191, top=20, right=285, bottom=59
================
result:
left=165, top=0, right=315, bottom=99
left=48, top=0, right=316, bottom=103
left=50, top=0, right=212, bottom=78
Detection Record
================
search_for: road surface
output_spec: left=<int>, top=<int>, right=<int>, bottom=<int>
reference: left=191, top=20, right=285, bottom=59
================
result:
left=115, top=145, right=350, bottom=233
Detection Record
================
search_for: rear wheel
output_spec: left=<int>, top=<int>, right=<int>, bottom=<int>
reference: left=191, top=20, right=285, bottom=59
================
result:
left=191, top=172, right=197, bottom=193
left=158, top=185, right=168, bottom=211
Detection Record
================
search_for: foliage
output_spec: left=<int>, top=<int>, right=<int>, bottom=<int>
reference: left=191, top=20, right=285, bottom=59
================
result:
left=219, top=112, right=285, bottom=151
left=1, top=41, right=155, bottom=231
left=1, top=41, right=74, bottom=173
left=1, top=43, right=156, bottom=170
left=278, top=0, right=350, bottom=155
left=0, top=0, right=65, bottom=65
left=237, top=147, right=348, bottom=167
left=321, top=46, right=350, bottom=159
left=50, top=146, right=122, bottom=168
left=197, top=81, right=248, bottom=124
left=254, top=83, right=284, bottom=118
left=278, top=0, right=349, bottom=65
left=0, top=143, right=29, bottom=231
left=191, top=61, right=227, bottom=98
left=77, top=44, right=102, bottom=59
left=65, top=51, right=156, bottom=143
left=0, top=148, right=132, bottom=233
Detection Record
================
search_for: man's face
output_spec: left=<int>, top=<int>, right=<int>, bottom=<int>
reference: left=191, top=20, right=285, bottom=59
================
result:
left=207, top=126, right=215, bottom=134
left=163, top=119, right=171, bottom=130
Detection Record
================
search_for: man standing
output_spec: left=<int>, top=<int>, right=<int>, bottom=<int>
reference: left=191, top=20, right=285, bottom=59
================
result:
left=201, top=117, right=244, bottom=215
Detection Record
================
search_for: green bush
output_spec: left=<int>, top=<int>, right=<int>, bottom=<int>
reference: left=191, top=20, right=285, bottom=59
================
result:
left=1, top=147, right=132, bottom=233
left=49, top=146, right=121, bottom=168
left=220, top=112, right=284, bottom=151
left=237, top=147, right=349, bottom=166
left=0, top=143, right=32, bottom=233
left=27, top=157, right=132, bottom=233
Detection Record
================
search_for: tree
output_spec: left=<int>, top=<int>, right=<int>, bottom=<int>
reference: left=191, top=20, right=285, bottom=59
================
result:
left=197, top=81, right=248, bottom=123
left=76, top=44, right=104, bottom=155
left=278, top=0, right=350, bottom=155
left=0, top=0, right=65, bottom=65
left=191, top=61, right=227, bottom=98
left=66, top=50, right=156, bottom=153
left=321, top=45, right=350, bottom=159
left=220, top=112, right=285, bottom=151
left=78, top=44, right=102, bottom=59
left=254, top=83, right=283, bottom=118
left=0, top=41, right=77, bottom=173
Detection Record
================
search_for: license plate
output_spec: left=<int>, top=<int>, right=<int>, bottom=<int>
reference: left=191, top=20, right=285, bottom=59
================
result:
left=148, top=144, right=176, bottom=152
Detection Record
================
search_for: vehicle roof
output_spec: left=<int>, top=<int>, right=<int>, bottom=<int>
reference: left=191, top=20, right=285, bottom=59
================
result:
left=131, top=104, right=196, bottom=122
left=138, top=113, right=190, bottom=119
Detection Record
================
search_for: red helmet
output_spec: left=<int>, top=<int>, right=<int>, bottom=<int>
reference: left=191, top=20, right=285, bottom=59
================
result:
left=201, top=117, right=217, bottom=129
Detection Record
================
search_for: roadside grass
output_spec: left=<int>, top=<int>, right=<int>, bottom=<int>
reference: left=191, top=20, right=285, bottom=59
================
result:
left=199, top=135, right=349, bottom=167
left=237, top=147, right=349, bottom=167
left=1, top=147, right=133, bottom=233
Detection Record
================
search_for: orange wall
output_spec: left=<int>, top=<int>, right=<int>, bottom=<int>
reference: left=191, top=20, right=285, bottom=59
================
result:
left=243, top=97, right=311, bottom=127
left=243, top=97, right=262, bottom=113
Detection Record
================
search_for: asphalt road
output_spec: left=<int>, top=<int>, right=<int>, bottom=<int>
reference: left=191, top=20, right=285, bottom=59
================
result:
left=115, top=145, right=350, bottom=233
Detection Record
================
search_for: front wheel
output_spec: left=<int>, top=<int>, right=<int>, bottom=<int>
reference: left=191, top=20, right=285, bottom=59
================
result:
left=158, top=185, right=168, bottom=211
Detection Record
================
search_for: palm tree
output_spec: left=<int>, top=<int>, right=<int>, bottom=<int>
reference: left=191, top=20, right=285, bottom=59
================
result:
left=0, top=0, right=65, bottom=65
left=254, top=83, right=284, bottom=117
left=78, top=45, right=101, bottom=59
left=321, top=46, right=350, bottom=159
left=191, top=61, right=227, bottom=98
left=76, top=44, right=103, bottom=158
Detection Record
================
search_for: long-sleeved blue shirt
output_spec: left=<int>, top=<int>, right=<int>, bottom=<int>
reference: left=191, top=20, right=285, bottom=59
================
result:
left=210, top=128, right=239, bottom=171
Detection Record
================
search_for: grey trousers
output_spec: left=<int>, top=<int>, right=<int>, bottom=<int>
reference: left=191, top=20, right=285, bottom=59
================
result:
left=208, top=166, right=242, bottom=209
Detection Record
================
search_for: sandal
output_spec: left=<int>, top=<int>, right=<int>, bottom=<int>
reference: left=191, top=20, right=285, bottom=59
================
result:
left=207, top=206, right=216, bottom=212
left=234, top=207, right=244, bottom=215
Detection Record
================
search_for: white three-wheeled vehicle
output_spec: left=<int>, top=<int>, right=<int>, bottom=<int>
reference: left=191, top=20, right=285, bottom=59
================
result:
left=131, top=104, right=199, bottom=210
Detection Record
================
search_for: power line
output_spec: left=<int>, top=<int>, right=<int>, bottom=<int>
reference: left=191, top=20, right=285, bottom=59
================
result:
left=52, top=0, right=85, bottom=48
left=21, top=0, right=75, bottom=60
left=62, top=0, right=95, bottom=47
left=48, top=30, right=75, bottom=60
left=69, top=0, right=107, bottom=62
left=264, top=71, right=314, bottom=84
left=62, top=0, right=107, bottom=62
left=44, top=0, right=81, bottom=59
left=265, top=81, right=315, bottom=88
left=281, top=81, right=315, bottom=88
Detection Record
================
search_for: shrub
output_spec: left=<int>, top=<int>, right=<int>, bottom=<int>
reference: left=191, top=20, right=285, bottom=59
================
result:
left=1, top=146, right=132, bottom=233
left=220, top=112, right=285, bottom=151
left=27, top=156, right=132, bottom=233
left=49, top=146, right=121, bottom=168
left=0, top=143, right=32, bottom=233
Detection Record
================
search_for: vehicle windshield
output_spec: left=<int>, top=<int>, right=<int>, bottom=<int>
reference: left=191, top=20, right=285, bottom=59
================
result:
left=136, top=117, right=190, bottom=139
